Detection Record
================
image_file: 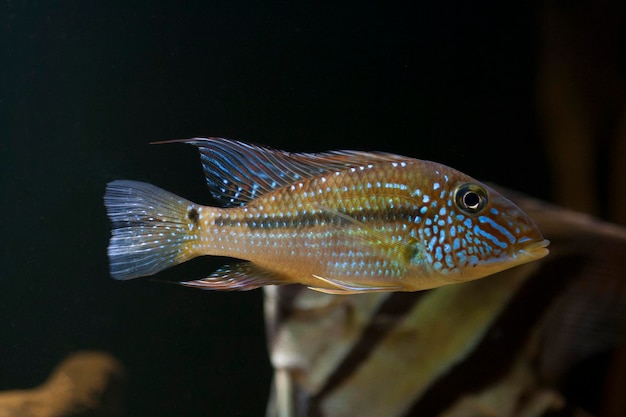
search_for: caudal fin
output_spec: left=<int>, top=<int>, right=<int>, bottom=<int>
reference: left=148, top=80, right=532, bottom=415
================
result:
left=104, top=180, right=200, bottom=280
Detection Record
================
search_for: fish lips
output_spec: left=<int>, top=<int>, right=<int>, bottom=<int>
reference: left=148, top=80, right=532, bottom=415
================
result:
left=517, top=238, right=550, bottom=260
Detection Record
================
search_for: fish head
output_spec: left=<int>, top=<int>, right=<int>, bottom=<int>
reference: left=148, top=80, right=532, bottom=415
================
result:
left=408, top=163, right=549, bottom=287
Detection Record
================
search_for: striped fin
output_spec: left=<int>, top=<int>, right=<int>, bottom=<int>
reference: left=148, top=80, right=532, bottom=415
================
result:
left=104, top=180, right=200, bottom=280
left=156, top=138, right=405, bottom=206
left=180, top=262, right=291, bottom=291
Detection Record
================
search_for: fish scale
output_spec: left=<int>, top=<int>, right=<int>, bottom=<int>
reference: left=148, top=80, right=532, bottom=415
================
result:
left=104, top=138, right=549, bottom=293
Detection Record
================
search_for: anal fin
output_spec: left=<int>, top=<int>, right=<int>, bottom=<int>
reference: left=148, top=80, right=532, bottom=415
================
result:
left=181, top=262, right=290, bottom=291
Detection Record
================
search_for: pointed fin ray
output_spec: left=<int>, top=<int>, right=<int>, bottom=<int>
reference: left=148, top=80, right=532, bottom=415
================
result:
left=309, top=275, right=404, bottom=294
left=155, top=138, right=406, bottom=207
left=180, top=262, right=292, bottom=291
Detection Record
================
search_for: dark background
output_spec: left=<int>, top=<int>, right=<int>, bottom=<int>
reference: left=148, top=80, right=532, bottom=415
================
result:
left=1, top=1, right=601, bottom=416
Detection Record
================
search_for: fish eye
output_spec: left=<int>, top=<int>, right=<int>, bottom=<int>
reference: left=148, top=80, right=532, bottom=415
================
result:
left=454, top=183, right=488, bottom=214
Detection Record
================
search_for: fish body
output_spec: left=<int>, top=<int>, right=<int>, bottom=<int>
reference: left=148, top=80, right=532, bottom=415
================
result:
left=104, top=138, right=549, bottom=293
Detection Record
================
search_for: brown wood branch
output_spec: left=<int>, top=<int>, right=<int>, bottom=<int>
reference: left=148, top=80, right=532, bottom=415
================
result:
left=0, top=351, right=126, bottom=417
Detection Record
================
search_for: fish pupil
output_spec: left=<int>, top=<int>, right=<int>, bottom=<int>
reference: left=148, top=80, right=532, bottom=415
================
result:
left=463, top=192, right=480, bottom=209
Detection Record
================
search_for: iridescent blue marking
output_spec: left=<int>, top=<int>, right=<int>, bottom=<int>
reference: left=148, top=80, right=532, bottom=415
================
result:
left=445, top=254, right=454, bottom=268
left=478, top=215, right=516, bottom=243
left=433, top=261, right=443, bottom=271
left=457, top=250, right=467, bottom=265
left=420, top=206, right=428, bottom=215
left=425, top=218, right=432, bottom=226
left=464, top=218, right=473, bottom=228
left=435, top=247, right=443, bottom=261
left=473, top=224, right=508, bottom=249
left=490, top=207, right=499, bottom=215
left=453, top=238, right=460, bottom=250
left=450, top=225, right=456, bottom=237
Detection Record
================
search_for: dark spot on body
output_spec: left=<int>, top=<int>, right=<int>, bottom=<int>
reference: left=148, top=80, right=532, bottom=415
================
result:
left=188, top=208, right=199, bottom=225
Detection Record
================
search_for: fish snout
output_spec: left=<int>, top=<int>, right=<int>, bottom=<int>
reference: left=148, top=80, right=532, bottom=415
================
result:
left=506, top=209, right=550, bottom=261
left=517, top=238, right=550, bottom=260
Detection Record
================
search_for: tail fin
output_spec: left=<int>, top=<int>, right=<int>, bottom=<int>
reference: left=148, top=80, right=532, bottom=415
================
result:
left=104, top=180, right=200, bottom=280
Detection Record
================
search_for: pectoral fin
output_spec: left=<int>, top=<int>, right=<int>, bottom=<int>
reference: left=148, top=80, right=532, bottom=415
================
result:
left=314, top=204, right=421, bottom=266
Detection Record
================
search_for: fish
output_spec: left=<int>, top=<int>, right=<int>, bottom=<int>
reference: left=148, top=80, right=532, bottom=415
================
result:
left=103, top=138, right=549, bottom=294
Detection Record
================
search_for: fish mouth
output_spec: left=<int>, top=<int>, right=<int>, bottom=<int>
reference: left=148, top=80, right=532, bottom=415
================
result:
left=519, top=239, right=550, bottom=260
left=440, top=238, right=550, bottom=284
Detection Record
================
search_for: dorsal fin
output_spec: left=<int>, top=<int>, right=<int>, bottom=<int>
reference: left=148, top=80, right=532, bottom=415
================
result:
left=158, top=138, right=406, bottom=207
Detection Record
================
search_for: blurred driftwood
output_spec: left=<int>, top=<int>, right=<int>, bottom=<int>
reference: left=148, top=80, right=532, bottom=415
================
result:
left=537, top=0, right=626, bottom=224
left=0, top=351, right=126, bottom=417
left=537, top=2, right=626, bottom=415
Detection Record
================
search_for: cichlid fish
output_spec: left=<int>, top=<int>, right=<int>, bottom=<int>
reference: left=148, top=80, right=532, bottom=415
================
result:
left=104, top=138, right=549, bottom=294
